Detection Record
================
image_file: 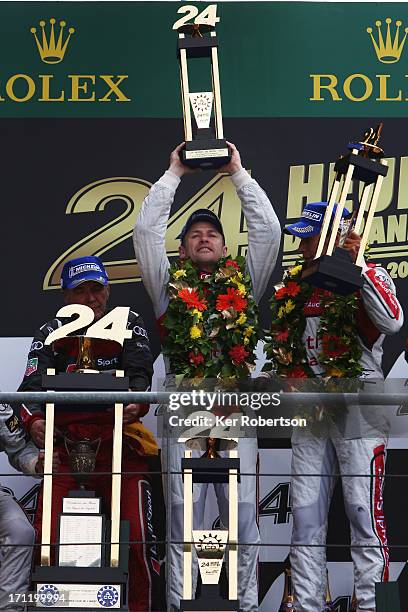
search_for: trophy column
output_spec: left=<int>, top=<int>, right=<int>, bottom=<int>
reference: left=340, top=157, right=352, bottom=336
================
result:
left=302, top=124, right=389, bottom=295
left=174, top=8, right=231, bottom=169
left=30, top=351, right=130, bottom=611
left=180, top=445, right=240, bottom=611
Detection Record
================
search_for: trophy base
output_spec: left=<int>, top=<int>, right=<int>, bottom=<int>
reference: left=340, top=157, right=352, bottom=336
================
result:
left=182, top=457, right=240, bottom=484
left=181, top=584, right=239, bottom=611
left=375, top=581, right=401, bottom=610
left=181, top=138, right=231, bottom=170
left=301, top=247, right=364, bottom=295
left=30, top=521, right=130, bottom=610
left=29, top=567, right=128, bottom=610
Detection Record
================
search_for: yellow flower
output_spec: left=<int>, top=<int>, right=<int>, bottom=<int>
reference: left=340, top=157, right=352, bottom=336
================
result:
left=326, top=367, right=344, bottom=378
left=243, top=337, right=250, bottom=345
left=192, top=309, right=203, bottom=320
left=173, top=269, right=187, bottom=279
left=237, top=271, right=243, bottom=279
left=236, top=312, right=247, bottom=326
left=284, top=300, right=295, bottom=314
left=278, top=306, right=285, bottom=318
left=289, top=265, right=302, bottom=277
left=236, top=283, right=246, bottom=296
left=244, top=326, right=254, bottom=337
left=190, top=325, right=202, bottom=339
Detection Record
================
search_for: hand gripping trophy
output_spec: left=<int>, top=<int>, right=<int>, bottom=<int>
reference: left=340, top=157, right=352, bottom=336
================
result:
left=301, top=123, right=389, bottom=295
left=173, top=3, right=231, bottom=169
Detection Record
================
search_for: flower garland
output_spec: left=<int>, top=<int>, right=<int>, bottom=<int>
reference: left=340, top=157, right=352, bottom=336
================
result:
left=264, top=262, right=363, bottom=379
left=163, top=256, right=259, bottom=383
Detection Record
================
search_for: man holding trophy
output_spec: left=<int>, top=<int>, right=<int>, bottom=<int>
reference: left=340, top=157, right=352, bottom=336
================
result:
left=18, top=256, right=158, bottom=612
left=265, top=197, right=403, bottom=611
left=133, top=142, right=280, bottom=611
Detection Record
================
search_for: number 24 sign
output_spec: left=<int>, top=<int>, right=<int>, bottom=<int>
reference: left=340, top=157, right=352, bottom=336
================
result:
left=44, top=305, right=132, bottom=347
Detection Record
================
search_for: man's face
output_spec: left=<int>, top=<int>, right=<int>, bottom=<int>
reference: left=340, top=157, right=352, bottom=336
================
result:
left=63, top=281, right=110, bottom=320
left=298, top=234, right=321, bottom=264
left=299, top=231, right=340, bottom=265
left=179, top=221, right=227, bottom=270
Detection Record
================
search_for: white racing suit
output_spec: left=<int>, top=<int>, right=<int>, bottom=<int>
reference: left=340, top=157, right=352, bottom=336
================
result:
left=288, top=264, right=404, bottom=612
left=133, top=168, right=281, bottom=611
left=0, top=402, right=39, bottom=611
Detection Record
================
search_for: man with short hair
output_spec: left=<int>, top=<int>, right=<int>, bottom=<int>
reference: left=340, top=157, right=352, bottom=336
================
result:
left=19, top=255, right=158, bottom=612
left=134, top=142, right=281, bottom=611
left=268, top=202, right=404, bottom=612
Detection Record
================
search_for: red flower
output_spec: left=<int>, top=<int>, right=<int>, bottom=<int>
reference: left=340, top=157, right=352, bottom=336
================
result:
left=285, top=281, right=301, bottom=297
left=225, top=259, right=241, bottom=271
left=321, top=334, right=348, bottom=358
left=287, top=366, right=308, bottom=378
left=216, top=288, right=247, bottom=312
left=177, top=288, right=207, bottom=311
left=189, top=351, right=205, bottom=366
left=228, top=344, right=249, bottom=365
left=275, top=329, right=289, bottom=343
left=275, top=281, right=300, bottom=300
left=274, top=286, right=288, bottom=300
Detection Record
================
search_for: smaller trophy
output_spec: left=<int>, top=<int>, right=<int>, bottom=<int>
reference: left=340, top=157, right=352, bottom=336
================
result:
left=324, top=568, right=335, bottom=612
left=302, top=124, right=388, bottom=295
left=278, top=568, right=295, bottom=610
left=173, top=4, right=231, bottom=169
left=64, top=437, right=101, bottom=489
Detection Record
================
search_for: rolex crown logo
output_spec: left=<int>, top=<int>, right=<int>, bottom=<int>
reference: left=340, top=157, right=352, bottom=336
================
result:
left=30, top=18, right=75, bottom=64
left=367, top=17, right=408, bottom=63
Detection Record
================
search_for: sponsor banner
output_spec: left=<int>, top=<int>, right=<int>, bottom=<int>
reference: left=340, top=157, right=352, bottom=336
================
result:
left=1, top=3, right=408, bottom=117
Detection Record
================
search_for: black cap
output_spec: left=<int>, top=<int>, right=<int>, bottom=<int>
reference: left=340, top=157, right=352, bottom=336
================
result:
left=180, top=209, right=224, bottom=243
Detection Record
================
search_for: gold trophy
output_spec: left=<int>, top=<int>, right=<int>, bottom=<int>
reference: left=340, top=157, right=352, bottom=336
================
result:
left=324, top=568, right=334, bottom=611
left=173, top=3, right=231, bottom=169
left=53, top=335, right=121, bottom=373
left=31, top=327, right=130, bottom=610
left=279, top=568, right=295, bottom=610
left=302, top=124, right=388, bottom=295
left=180, top=416, right=240, bottom=610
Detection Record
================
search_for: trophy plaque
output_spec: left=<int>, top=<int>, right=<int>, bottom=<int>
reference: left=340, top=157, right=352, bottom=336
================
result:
left=29, top=333, right=130, bottom=611
left=302, top=123, right=389, bottom=295
left=173, top=4, right=231, bottom=169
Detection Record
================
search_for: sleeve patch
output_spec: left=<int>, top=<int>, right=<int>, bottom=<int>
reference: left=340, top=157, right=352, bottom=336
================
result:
left=365, top=267, right=401, bottom=320
left=6, top=414, right=20, bottom=433
left=25, top=357, right=38, bottom=377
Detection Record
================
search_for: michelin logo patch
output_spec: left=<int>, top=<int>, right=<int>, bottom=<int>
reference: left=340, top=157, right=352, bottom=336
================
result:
left=302, top=210, right=322, bottom=222
left=69, top=262, right=102, bottom=277
left=25, top=357, right=38, bottom=377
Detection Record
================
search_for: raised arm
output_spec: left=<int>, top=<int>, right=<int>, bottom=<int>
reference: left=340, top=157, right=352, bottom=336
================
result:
left=219, top=142, right=281, bottom=304
left=133, top=144, right=195, bottom=318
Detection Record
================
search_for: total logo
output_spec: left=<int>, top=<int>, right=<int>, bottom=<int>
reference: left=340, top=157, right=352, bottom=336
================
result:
left=0, top=18, right=130, bottom=104
left=310, top=17, right=408, bottom=103
left=97, top=585, right=119, bottom=607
